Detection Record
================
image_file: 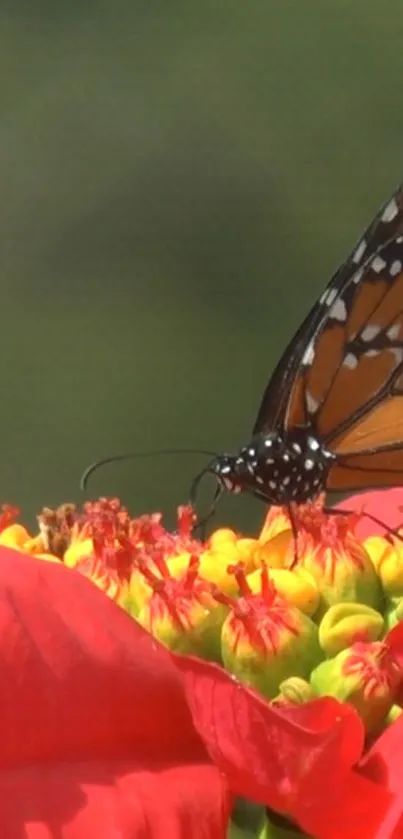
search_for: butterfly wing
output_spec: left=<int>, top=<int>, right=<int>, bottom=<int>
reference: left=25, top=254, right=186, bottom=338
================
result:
left=303, top=235, right=403, bottom=491
left=253, top=181, right=403, bottom=435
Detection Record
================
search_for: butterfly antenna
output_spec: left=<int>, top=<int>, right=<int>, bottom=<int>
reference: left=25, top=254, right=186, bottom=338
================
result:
left=80, top=448, right=219, bottom=492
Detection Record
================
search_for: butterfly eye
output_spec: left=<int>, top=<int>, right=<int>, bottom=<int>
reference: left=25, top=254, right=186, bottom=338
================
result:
left=209, top=456, right=239, bottom=489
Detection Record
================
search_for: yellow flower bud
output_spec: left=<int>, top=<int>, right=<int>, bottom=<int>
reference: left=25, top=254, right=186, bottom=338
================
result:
left=247, top=566, right=319, bottom=617
left=319, top=603, right=384, bottom=657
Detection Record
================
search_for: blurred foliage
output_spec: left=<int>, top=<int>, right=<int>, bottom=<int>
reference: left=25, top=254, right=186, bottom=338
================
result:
left=2, top=1, right=403, bottom=530
left=229, top=823, right=256, bottom=839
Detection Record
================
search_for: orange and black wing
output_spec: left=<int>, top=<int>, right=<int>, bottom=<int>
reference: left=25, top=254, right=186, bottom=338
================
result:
left=302, top=235, right=403, bottom=491
left=253, top=181, right=403, bottom=435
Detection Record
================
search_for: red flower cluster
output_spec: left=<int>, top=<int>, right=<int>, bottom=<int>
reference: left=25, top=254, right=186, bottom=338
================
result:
left=2, top=490, right=403, bottom=838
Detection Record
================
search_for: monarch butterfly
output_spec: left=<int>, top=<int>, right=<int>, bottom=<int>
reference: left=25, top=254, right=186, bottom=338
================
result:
left=202, top=181, right=403, bottom=513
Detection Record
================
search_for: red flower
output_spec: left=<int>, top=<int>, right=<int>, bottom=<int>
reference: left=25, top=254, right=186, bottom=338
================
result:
left=4, top=489, right=403, bottom=839
left=0, top=546, right=229, bottom=838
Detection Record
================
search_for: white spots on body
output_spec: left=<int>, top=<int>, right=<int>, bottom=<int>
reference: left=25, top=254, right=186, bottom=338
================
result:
left=256, top=476, right=264, bottom=485
left=306, top=391, right=319, bottom=414
left=364, top=349, right=381, bottom=358
left=282, top=476, right=291, bottom=486
left=381, top=197, right=399, bottom=223
left=269, top=480, right=277, bottom=491
left=352, top=238, right=367, bottom=264
left=361, top=324, right=381, bottom=342
left=220, top=465, right=231, bottom=474
left=265, top=457, right=275, bottom=466
left=282, top=452, right=290, bottom=462
left=329, top=298, right=347, bottom=322
left=302, top=342, right=315, bottom=366
left=304, top=459, right=315, bottom=471
left=292, top=442, right=302, bottom=454
left=390, top=260, right=402, bottom=277
left=308, top=437, right=320, bottom=451
left=372, top=255, right=387, bottom=273
left=264, top=438, right=273, bottom=448
left=247, top=447, right=256, bottom=457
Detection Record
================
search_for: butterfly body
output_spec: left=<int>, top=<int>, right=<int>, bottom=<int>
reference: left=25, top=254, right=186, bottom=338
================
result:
left=213, top=429, right=335, bottom=504
left=206, top=181, right=403, bottom=508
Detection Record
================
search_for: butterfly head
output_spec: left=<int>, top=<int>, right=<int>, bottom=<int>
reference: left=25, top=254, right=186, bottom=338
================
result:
left=189, top=448, right=259, bottom=520
left=210, top=453, right=248, bottom=494
left=209, top=433, right=281, bottom=498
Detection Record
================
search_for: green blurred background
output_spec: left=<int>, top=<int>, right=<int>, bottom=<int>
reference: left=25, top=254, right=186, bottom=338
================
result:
left=2, top=1, right=403, bottom=532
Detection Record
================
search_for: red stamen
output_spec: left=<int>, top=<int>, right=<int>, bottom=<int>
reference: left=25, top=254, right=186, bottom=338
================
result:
left=135, top=556, right=162, bottom=586
left=343, top=641, right=401, bottom=700
left=177, top=505, right=197, bottom=539
left=183, top=555, right=200, bottom=590
left=0, top=505, right=19, bottom=533
left=260, top=561, right=277, bottom=606
left=144, top=555, right=213, bottom=635
left=216, top=563, right=300, bottom=657
left=227, top=562, right=252, bottom=597
left=210, top=585, right=236, bottom=609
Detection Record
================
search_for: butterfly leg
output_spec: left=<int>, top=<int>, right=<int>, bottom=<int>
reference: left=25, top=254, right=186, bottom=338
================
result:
left=287, top=502, right=300, bottom=569
left=324, top=506, right=403, bottom=543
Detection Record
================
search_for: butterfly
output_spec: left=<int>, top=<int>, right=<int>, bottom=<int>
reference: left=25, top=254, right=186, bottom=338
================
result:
left=203, top=181, right=403, bottom=516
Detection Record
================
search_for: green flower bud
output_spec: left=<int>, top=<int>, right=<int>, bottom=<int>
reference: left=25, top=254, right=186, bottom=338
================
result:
left=248, top=567, right=320, bottom=618
left=136, top=555, right=225, bottom=660
left=310, top=640, right=401, bottom=735
left=277, top=677, right=316, bottom=705
left=229, top=821, right=257, bottom=838
left=367, top=538, right=403, bottom=598
left=292, top=506, right=383, bottom=619
left=318, top=602, right=384, bottom=656
left=383, top=703, right=403, bottom=729
left=384, top=597, right=403, bottom=632
left=217, top=563, right=322, bottom=701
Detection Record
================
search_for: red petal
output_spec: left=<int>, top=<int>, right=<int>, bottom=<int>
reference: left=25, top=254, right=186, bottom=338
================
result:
left=360, top=711, right=403, bottom=796
left=385, top=622, right=403, bottom=663
left=0, top=758, right=229, bottom=839
left=0, top=548, right=230, bottom=836
left=336, top=488, right=403, bottom=539
left=174, top=654, right=363, bottom=813
left=175, top=654, right=403, bottom=838
left=357, top=714, right=403, bottom=838
left=296, top=769, right=403, bottom=839
left=0, top=547, right=200, bottom=765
